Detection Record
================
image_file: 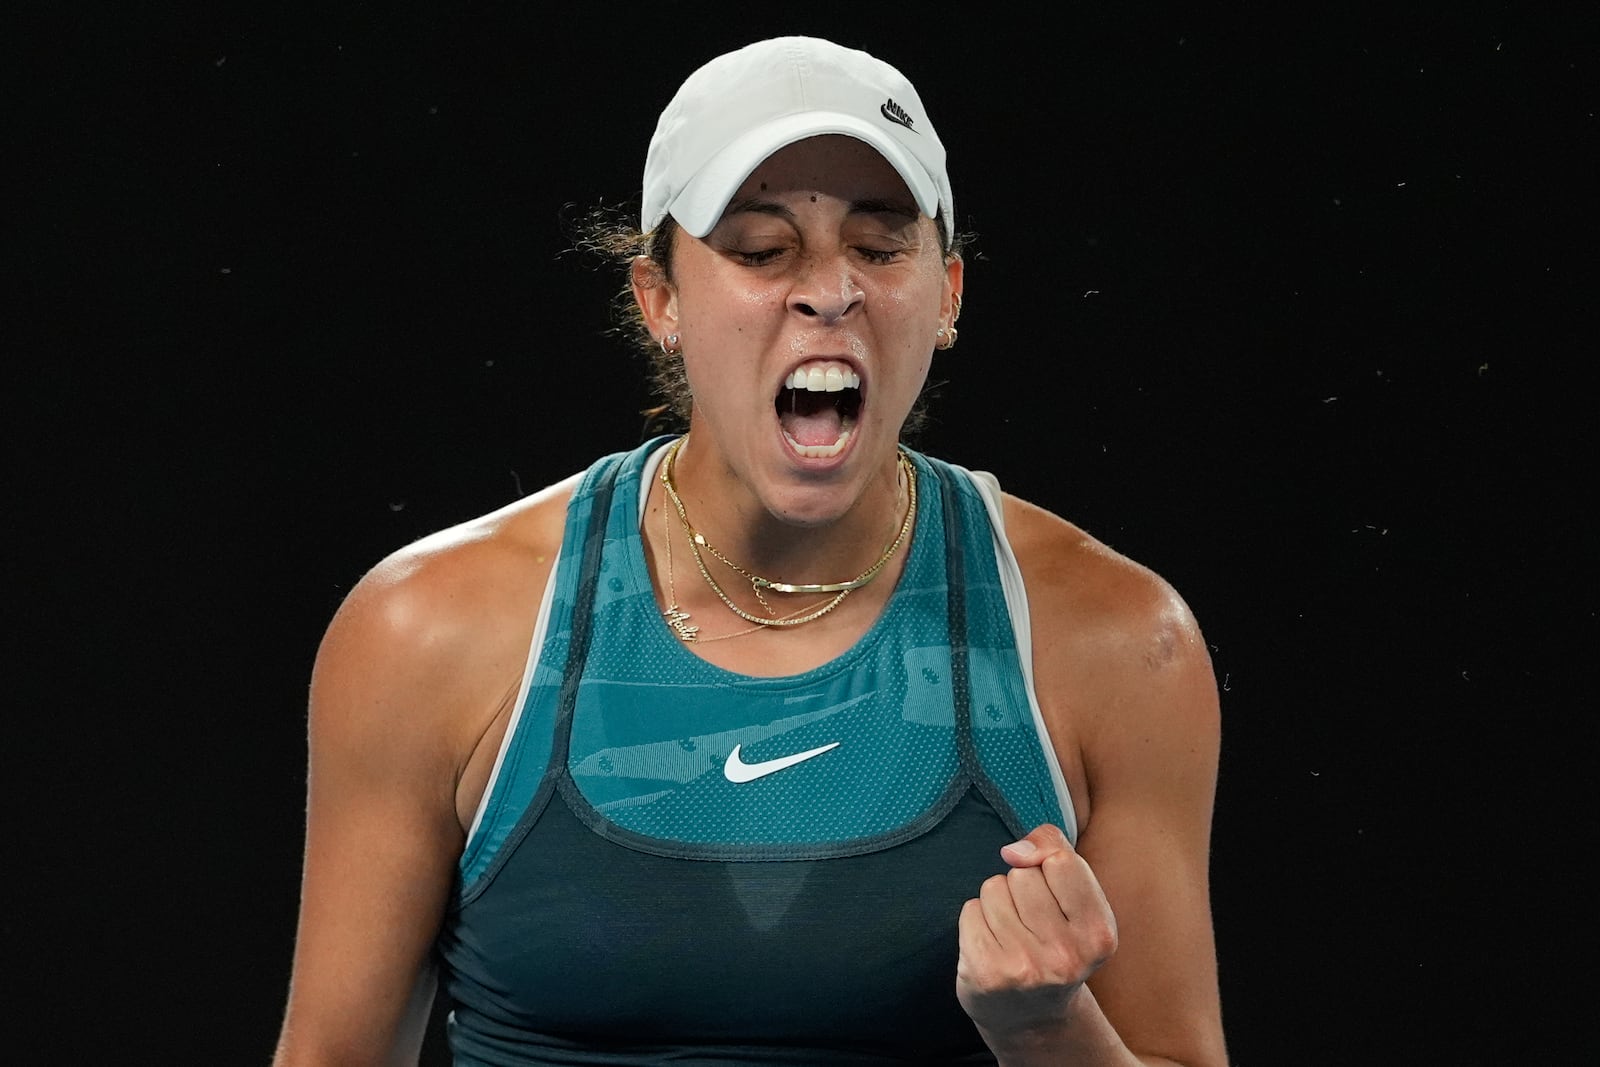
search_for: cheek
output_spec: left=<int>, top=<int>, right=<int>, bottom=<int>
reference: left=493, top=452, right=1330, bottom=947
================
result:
left=878, top=283, right=941, bottom=357
left=877, top=320, right=935, bottom=409
left=676, top=347, right=719, bottom=398
left=679, top=278, right=787, bottom=342
left=676, top=339, right=765, bottom=409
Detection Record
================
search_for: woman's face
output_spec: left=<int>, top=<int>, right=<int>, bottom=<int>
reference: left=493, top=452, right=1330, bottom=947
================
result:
left=643, top=134, right=961, bottom=526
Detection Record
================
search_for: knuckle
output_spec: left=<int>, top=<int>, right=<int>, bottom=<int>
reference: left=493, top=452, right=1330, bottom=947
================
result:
left=991, top=958, right=1036, bottom=989
left=961, top=954, right=1040, bottom=993
left=1084, top=919, right=1118, bottom=966
left=1040, top=851, right=1075, bottom=876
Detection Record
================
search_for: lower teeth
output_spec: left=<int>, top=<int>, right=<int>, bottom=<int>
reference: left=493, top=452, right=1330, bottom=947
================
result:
left=783, top=429, right=852, bottom=458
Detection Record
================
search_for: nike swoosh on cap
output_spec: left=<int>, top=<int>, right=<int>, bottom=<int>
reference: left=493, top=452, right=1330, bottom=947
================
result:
left=723, top=741, right=841, bottom=783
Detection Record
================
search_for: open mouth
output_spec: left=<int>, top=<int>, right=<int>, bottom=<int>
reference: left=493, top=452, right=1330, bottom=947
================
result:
left=776, top=362, right=862, bottom=459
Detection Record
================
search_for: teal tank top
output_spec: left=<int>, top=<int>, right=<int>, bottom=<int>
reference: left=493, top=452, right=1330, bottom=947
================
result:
left=437, top=438, right=1075, bottom=1065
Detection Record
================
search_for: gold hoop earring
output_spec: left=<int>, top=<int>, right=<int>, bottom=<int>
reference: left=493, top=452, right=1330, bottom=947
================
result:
left=951, top=293, right=963, bottom=322
left=935, top=325, right=958, bottom=351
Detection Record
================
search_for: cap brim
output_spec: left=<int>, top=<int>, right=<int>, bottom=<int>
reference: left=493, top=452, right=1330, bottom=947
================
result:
left=666, top=112, right=942, bottom=238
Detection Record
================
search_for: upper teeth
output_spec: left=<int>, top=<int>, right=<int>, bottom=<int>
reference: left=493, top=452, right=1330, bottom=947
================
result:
left=784, top=363, right=860, bottom=393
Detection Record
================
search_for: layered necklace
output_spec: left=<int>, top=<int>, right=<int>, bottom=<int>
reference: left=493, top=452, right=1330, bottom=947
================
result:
left=657, top=435, right=916, bottom=643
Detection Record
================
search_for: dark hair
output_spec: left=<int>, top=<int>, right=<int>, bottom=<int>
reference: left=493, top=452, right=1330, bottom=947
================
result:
left=566, top=201, right=967, bottom=441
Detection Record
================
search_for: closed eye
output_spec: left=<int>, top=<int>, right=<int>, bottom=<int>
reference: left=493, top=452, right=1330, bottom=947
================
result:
left=729, top=248, right=786, bottom=266
left=725, top=245, right=905, bottom=266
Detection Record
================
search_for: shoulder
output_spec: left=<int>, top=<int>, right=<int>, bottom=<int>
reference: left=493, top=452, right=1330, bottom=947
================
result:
left=998, top=493, right=1207, bottom=669
left=996, top=492, right=1219, bottom=803
left=326, top=471, right=582, bottom=662
left=308, top=471, right=584, bottom=764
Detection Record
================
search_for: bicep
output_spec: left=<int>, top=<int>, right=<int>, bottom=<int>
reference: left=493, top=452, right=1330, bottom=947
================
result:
left=1071, top=606, right=1227, bottom=1066
left=275, top=591, right=468, bottom=1065
left=279, top=754, right=459, bottom=1064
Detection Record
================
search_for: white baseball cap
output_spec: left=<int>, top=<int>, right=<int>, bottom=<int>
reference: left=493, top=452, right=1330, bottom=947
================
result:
left=640, top=36, right=953, bottom=239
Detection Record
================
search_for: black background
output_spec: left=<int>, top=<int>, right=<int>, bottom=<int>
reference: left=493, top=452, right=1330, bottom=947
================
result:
left=14, top=3, right=1595, bottom=1064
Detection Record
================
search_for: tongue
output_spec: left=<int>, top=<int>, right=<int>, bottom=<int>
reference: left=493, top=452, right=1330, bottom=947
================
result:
left=779, top=406, right=846, bottom=446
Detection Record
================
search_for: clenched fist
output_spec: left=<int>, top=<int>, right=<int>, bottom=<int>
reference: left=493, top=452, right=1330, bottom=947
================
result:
left=956, top=824, right=1118, bottom=1051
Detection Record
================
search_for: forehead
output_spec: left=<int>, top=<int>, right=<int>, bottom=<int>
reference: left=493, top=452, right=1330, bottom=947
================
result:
left=732, top=134, right=918, bottom=210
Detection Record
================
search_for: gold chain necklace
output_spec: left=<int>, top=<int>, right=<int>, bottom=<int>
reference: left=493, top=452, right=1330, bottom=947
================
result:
left=660, top=483, right=825, bottom=643
left=661, top=501, right=839, bottom=643
left=657, top=436, right=916, bottom=634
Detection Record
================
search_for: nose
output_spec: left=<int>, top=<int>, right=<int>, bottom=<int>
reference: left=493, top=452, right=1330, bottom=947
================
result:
left=788, top=253, right=865, bottom=323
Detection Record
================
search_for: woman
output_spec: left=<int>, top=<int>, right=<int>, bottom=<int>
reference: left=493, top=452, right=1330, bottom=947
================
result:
left=273, top=36, right=1227, bottom=1066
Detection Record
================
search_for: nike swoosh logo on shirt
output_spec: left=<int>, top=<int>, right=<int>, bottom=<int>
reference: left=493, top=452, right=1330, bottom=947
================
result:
left=723, top=741, right=841, bottom=783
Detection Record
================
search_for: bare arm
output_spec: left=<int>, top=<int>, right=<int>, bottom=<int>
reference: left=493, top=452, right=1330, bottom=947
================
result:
left=1065, top=566, right=1224, bottom=1066
left=957, top=497, right=1226, bottom=1067
left=271, top=559, right=469, bottom=1065
left=271, top=498, right=563, bottom=1066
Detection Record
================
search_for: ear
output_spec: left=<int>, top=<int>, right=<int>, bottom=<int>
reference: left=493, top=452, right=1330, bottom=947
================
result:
left=631, top=255, right=679, bottom=343
left=942, top=253, right=964, bottom=329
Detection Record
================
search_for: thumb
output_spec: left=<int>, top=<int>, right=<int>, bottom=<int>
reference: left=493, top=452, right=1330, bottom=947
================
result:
left=999, top=823, right=1073, bottom=868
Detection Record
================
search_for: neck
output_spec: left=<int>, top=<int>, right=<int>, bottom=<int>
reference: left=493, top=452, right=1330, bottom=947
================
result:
left=659, top=434, right=912, bottom=587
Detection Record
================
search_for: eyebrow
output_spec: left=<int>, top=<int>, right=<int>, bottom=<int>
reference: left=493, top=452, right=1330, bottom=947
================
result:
left=721, top=196, right=920, bottom=222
